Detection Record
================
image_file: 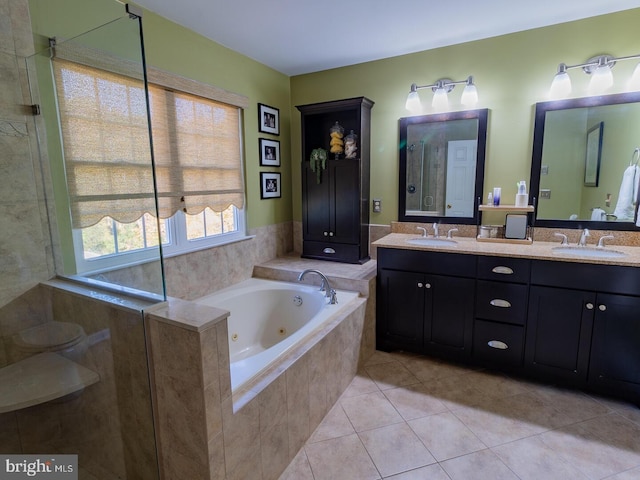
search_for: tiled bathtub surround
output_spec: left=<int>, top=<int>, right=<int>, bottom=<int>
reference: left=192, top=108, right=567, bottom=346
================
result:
left=146, top=282, right=368, bottom=480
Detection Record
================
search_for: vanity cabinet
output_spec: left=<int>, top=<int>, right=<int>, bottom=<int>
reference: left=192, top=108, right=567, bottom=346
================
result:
left=472, top=256, right=530, bottom=368
left=297, top=97, right=374, bottom=264
left=528, top=260, right=640, bottom=401
left=377, top=248, right=475, bottom=360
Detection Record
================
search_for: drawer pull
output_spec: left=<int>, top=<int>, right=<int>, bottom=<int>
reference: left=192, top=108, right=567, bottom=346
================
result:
left=491, top=266, right=514, bottom=275
left=323, top=248, right=336, bottom=254
left=490, top=299, right=511, bottom=308
left=487, top=340, right=509, bottom=350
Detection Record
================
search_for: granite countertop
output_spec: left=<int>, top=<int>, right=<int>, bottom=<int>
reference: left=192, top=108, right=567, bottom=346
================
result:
left=373, top=233, right=640, bottom=267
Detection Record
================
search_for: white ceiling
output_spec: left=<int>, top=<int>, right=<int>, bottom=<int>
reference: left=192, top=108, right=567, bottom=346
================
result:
left=133, top=0, right=640, bottom=76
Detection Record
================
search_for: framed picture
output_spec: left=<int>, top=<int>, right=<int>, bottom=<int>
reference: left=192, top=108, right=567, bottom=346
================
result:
left=259, top=138, right=281, bottom=167
left=584, top=121, right=604, bottom=187
left=258, top=103, right=279, bottom=135
left=260, top=172, right=281, bottom=199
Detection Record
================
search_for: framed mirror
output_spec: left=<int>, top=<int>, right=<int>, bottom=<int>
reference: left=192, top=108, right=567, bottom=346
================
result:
left=530, top=92, right=640, bottom=231
left=398, top=109, right=488, bottom=225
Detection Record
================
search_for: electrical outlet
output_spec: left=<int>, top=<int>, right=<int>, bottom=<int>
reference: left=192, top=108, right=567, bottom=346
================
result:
left=372, top=198, right=382, bottom=213
left=540, top=189, right=551, bottom=199
left=541, top=165, right=549, bottom=175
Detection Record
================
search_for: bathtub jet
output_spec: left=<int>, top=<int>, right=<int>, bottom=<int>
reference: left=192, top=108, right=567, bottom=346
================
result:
left=297, top=269, right=338, bottom=304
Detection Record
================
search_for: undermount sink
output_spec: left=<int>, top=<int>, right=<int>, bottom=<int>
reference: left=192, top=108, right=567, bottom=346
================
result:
left=552, top=246, right=627, bottom=259
left=407, top=237, right=457, bottom=247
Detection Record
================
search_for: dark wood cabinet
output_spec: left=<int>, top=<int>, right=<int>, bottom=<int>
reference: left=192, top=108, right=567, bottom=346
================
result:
left=589, top=293, right=640, bottom=401
left=525, top=286, right=594, bottom=384
left=297, top=97, right=374, bottom=264
left=377, top=248, right=475, bottom=360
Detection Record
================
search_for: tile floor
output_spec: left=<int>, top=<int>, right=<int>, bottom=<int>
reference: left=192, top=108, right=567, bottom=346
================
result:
left=279, top=350, right=640, bottom=480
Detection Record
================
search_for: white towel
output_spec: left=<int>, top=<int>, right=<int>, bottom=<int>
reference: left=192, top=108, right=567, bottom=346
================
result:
left=613, top=165, right=640, bottom=221
left=591, top=208, right=605, bottom=221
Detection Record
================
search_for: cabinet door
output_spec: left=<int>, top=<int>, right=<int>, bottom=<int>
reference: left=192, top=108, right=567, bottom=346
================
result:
left=424, top=274, right=474, bottom=360
left=525, top=286, right=595, bottom=384
left=377, top=269, right=425, bottom=352
left=589, top=293, right=640, bottom=401
left=302, top=161, right=331, bottom=241
left=330, top=160, right=361, bottom=244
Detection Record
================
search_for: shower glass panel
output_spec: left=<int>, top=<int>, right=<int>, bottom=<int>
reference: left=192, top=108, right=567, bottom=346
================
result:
left=26, top=14, right=165, bottom=300
left=0, top=13, right=162, bottom=479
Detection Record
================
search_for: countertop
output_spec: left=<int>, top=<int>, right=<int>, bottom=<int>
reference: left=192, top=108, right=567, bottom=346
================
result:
left=373, top=233, right=640, bottom=267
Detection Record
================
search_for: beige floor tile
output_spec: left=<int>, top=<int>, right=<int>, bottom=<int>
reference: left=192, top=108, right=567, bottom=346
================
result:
left=577, top=413, right=640, bottom=455
left=278, top=448, right=314, bottom=480
left=419, top=375, right=495, bottom=411
left=383, top=463, right=451, bottom=480
left=359, top=423, right=436, bottom=477
left=341, top=372, right=380, bottom=399
left=401, top=356, right=472, bottom=382
left=492, top=435, right=590, bottom=480
left=308, top=403, right=355, bottom=444
left=539, top=423, right=640, bottom=479
left=589, top=395, right=640, bottom=426
left=364, top=361, right=420, bottom=390
left=305, top=433, right=381, bottom=480
left=440, top=449, right=518, bottom=480
left=458, top=370, right=530, bottom=399
left=529, top=384, right=612, bottom=424
left=607, top=466, right=640, bottom=479
left=409, top=412, right=485, bottom=461
left=383, top=384, right=448, bottom=421
left=340, top=391, right=403, bottom=432
left=365, top=351, right=397, bottom=366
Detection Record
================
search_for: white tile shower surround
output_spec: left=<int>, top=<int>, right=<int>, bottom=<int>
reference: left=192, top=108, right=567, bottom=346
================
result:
left=280, top=351, right=640, bottom=480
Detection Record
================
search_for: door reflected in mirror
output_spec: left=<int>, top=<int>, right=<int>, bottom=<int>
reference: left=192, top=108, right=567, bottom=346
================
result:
left=399, top=109, right=488, bottom=225
left=530, top=92, right=640, bottom=230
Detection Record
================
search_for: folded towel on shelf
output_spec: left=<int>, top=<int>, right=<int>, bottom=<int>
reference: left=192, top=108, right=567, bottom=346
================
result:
left=613, top=165, right=640, bottom=221
left=591, top=208, right=605, bottom=221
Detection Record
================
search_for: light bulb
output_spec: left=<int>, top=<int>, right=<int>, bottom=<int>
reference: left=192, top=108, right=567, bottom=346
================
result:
left=589, top=64, right=613, bottom=93
left=629, top=62, right=640, bottom=91
left=461, top=83, right=478, bottom=106
left=549, top=71, right=572, bottom=99
left=431, top=88, right=449, bottom=111
left=405, top=90, right=421, bottom=113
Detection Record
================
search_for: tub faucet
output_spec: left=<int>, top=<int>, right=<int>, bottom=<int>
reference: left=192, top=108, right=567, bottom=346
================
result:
left=578, top=228, right=590, bottom=246
left=297, top=269, right=338, bottom=304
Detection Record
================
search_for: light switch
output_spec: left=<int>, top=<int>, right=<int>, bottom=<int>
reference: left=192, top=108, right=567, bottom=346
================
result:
left=540, top=189, right=551, bottom=199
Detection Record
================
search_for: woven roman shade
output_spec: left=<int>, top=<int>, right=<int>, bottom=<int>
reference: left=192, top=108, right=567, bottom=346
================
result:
left=53, top=57, right=245, bottom=228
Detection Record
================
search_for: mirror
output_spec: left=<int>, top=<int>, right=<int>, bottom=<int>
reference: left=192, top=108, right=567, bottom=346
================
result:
left=398, top=109, right=488, bottom=225
left=530, top=92, right=640, bottom=231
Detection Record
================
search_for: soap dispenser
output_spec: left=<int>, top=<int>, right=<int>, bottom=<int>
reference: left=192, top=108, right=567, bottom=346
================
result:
left=515, top=181, right=528, bottom=207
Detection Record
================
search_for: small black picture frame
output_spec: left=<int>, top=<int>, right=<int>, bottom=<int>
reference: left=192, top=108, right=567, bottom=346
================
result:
left=258, top=103, right=279, bottom=135
left=259, top=138, right=281, bottom=167
left=260, top=172, right=281, bottom=199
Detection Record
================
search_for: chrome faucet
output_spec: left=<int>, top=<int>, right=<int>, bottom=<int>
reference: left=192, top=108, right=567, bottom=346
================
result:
left=578, top=228, right=590, bottom=246
left=446, top=228, right=458, bottom=239
left=597, top=235, right=615, bottom=248
left=297, top=269, right=338, bottom=304
left=432, top=223, right=440, bottom=238
left=554, top=232, right=569, bottom=246
left=416, top=226, right=427, bottom=238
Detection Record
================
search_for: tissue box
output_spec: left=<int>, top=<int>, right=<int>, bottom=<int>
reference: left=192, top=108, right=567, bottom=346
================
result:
left=505, top=214, right=528, bottom=239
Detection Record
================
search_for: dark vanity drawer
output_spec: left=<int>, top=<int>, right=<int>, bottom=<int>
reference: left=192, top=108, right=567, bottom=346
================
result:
left=377, top=247, right=476, bottom=277
left=473, top=319, right=524, bottom=367
left=477, top=256, right=531, bottom=284
left=475, top=280, right=528, bottom=325
left=303, top=241, right=361, bottom=263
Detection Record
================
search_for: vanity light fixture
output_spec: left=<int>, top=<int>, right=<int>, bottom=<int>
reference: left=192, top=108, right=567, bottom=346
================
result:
left=550, top=53, right=640, bottom=99
left=405, top=76, right=478, bottom=113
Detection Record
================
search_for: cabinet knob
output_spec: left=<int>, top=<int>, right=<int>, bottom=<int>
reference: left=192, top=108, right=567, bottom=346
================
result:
left=417, top=282, right=423, bottom=288
left=329, top=232, right=334, bottom=237
left=586, top=303, right=594, bottom=310
left=323, top=231, right=328, bottom=236
left=425, top=283, right=431, bottom=289
left=599, top=304, right=607, bottom=311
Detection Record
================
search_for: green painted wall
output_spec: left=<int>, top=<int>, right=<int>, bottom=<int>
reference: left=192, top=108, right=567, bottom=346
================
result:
left=29, top=0, right=292, bottom=235
left=290, top=8, right=640, bottom=226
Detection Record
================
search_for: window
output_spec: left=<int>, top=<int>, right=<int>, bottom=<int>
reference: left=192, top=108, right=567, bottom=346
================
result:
left=53, top=54, right=248, bottom=274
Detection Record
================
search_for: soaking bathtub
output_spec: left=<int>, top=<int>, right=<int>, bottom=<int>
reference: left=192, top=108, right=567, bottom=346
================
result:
left=196, top=277, right=359, bottom=391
